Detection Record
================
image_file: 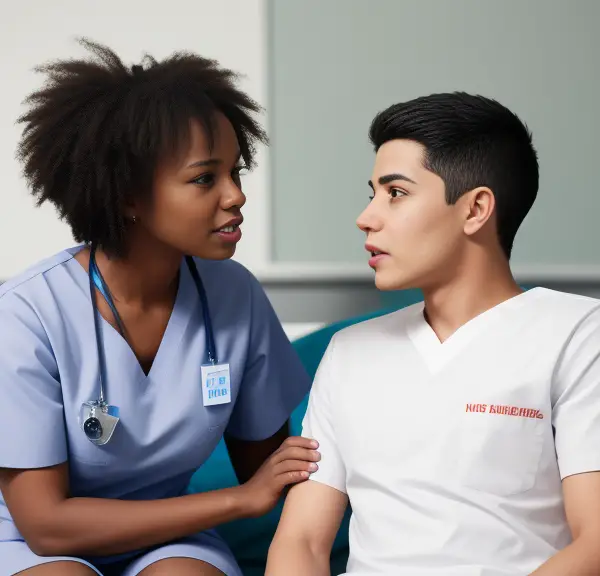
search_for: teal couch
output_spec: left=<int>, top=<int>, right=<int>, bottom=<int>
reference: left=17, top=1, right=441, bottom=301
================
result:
left=187, top=291, right=424, bottom=575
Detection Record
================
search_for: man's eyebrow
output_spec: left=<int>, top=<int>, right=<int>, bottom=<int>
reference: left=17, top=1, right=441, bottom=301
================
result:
left=368, top=173, right=418, bottom=189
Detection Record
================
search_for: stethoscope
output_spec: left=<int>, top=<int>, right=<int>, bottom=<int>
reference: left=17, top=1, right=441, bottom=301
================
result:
left=80, top=245, right=218, bottom=445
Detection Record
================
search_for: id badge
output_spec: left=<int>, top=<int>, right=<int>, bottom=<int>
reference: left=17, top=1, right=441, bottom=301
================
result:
left=201, top=363, right=231, bottom=406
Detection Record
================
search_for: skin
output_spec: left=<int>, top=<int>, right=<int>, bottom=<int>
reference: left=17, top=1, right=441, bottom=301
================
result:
left=358, top=139, right=523, bottom=342
left=266, top=139, right=600, bottom=575
left=2, top=112, right=320, bottom=575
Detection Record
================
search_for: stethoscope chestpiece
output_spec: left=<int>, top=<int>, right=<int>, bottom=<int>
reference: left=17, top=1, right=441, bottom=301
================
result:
left=79, top=401, right=120, bottom=446
left=83, top=408, right=103, bottom=441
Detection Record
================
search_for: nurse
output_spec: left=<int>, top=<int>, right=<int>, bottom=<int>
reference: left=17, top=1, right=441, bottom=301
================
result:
left=0, top=39, right=318, bottom=576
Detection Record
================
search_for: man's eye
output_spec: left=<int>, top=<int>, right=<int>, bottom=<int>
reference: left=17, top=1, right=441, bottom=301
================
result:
left=389, top=188, right=405, bottom=199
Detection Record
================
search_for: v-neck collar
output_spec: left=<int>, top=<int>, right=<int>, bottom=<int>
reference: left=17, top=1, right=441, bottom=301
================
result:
left=406, top=288, right=539, bottom=373
left=67, top=249, right=194, bottom=383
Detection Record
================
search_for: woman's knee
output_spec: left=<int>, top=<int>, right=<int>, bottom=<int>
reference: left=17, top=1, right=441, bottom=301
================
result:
left=137, top=557, right=225, bottom=575
left=15, top=561, right=98, bottom=575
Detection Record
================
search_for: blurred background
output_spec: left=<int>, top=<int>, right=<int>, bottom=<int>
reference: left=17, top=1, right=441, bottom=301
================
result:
left=1, top=0, right=598, bottom=338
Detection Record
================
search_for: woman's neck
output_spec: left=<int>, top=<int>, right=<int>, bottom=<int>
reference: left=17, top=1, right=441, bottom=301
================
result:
left=88, top=240, right=182, bottom=308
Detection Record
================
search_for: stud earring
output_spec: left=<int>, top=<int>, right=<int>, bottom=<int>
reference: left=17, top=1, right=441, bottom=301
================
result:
left=131, top=215, right=137, bottom=223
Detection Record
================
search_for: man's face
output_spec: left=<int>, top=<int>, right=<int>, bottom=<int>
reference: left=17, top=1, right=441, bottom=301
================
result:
left=356, top=139, right=468, bottom=291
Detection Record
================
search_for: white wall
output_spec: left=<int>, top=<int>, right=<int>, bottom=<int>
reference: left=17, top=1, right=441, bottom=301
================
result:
left=0, top=0, right=270, bottom=279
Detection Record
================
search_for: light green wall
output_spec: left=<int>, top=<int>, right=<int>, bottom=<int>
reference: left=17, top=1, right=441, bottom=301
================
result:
left=269, top=0, right=600, bottom=270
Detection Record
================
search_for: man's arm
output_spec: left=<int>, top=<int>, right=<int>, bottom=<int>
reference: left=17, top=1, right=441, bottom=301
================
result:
left=266, top=480, right=348, bottom=576
left=266, top=333, right=348, bottom=575
left=534, top=306, right=600, bottom=574
left=530, top=472, right=600, bottom=575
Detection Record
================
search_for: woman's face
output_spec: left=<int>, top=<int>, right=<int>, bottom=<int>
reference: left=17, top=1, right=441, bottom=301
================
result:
left=133, top=112, right=247, bottom=260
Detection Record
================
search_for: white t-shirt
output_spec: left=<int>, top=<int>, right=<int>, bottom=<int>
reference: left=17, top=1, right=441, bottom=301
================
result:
left=302, top=288, right=600, bottom=576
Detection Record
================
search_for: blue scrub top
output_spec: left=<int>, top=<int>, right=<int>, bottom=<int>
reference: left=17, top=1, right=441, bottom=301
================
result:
left=0, top=246, right=311, bottom=542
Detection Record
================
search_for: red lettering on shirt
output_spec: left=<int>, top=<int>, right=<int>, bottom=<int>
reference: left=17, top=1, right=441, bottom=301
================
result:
left=466, top=403, right=544, bottom=420
left=465, top=403, right=487, bottom=413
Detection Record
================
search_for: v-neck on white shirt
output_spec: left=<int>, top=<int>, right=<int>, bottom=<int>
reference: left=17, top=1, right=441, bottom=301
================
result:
left=302, top=287, right=600, bottom=575
left=405, top=290, right=531, bottom=374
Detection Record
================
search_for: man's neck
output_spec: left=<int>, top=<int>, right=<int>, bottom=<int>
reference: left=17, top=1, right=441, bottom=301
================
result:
left=91, top=238, right=182, bottom=308
left=421, top=249, right=522, bottom=343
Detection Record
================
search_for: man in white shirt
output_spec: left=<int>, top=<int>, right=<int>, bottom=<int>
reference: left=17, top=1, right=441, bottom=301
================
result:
left=266, top=92, right=600, bottom=575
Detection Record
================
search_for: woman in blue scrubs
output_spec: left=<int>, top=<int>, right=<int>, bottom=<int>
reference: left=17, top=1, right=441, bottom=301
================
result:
left=0, top=39, right=318, bottom=576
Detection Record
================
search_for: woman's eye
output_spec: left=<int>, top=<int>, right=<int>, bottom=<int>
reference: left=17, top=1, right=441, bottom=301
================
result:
left=232, top=165, right=249, bottom=187
left=232, top=165, right=248, bottom=177
left=191, top=173, right=215, bottom=186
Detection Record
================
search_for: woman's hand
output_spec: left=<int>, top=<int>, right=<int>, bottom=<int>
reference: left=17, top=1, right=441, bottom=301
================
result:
left=238, top=436, right=321, bottom=518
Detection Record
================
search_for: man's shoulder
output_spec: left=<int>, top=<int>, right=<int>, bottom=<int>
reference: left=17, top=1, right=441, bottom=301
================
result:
left=331, top=302, right=422, bottom=348
left=528, top=287, right=600, bottom=326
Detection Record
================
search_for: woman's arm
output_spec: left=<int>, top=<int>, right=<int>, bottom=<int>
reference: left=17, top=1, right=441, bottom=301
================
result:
left=0, top=436, right=319, bottom=558
left=225, top=421, right=290, bottom=484
left=0, top=463, right=247, bottom=557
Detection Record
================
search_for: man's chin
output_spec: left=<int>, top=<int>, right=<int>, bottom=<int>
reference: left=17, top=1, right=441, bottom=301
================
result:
left=374, top=270, right=415, bottom=292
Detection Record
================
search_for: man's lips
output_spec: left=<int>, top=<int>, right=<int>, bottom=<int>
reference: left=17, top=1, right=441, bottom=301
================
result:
left=365, top=243, right=390, bottom=269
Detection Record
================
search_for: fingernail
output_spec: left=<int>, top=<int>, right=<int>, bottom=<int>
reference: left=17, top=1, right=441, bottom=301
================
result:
left=308, top=463, right=318, bottom=472
left=310, top=440, right=319, bottom=448
left=301, top=471, right=310, bottom=478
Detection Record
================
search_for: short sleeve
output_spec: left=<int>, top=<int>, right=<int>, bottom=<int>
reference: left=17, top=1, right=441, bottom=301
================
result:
left=226, top=274, right=311, bottom=441
left=0, top=296, right=67, bottom=469
left=552, top=305, right=600, bottom=480
left=301, top=336, right=347, bottom=494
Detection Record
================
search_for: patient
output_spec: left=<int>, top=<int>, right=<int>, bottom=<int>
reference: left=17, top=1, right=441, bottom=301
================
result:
left=266, top=93, right=600, bottom=575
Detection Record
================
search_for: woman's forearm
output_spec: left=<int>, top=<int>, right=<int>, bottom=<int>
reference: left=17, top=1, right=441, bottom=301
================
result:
left=32, top=486, right=251, bottom=557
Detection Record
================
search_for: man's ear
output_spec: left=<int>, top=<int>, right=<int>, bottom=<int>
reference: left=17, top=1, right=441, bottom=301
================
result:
left=462, top=187, right=495, bottom=236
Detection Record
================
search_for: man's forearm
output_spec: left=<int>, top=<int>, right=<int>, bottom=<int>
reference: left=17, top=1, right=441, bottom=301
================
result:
left=266, top=536, right=331, bottom=576
left=530, top=536, right=600, bottom=576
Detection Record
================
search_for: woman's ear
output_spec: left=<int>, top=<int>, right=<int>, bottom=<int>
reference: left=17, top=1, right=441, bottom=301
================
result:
left=463, top=186, right=495, bottom=236
left=123, top=196, right=138, bottom=221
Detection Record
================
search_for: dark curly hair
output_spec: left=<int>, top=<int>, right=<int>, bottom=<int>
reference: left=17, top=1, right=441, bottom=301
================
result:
left=17, top=38, right=267, bottom=256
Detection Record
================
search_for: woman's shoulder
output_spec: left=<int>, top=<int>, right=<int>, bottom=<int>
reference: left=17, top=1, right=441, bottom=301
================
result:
left=0, top=247, right=79, bottom=313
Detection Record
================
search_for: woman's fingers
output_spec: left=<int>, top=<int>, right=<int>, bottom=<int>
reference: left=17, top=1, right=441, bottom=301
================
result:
left=272, top=446, right=321, bottom=466
left=273, top=458, right=319, bottom=477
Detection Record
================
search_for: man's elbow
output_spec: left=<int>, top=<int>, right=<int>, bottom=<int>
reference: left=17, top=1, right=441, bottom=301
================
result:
left=267, top=532, right=331, bottom=575
left=269, top=531, right=330, bottom=559
left=576, top=530, right=600, bottom=568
